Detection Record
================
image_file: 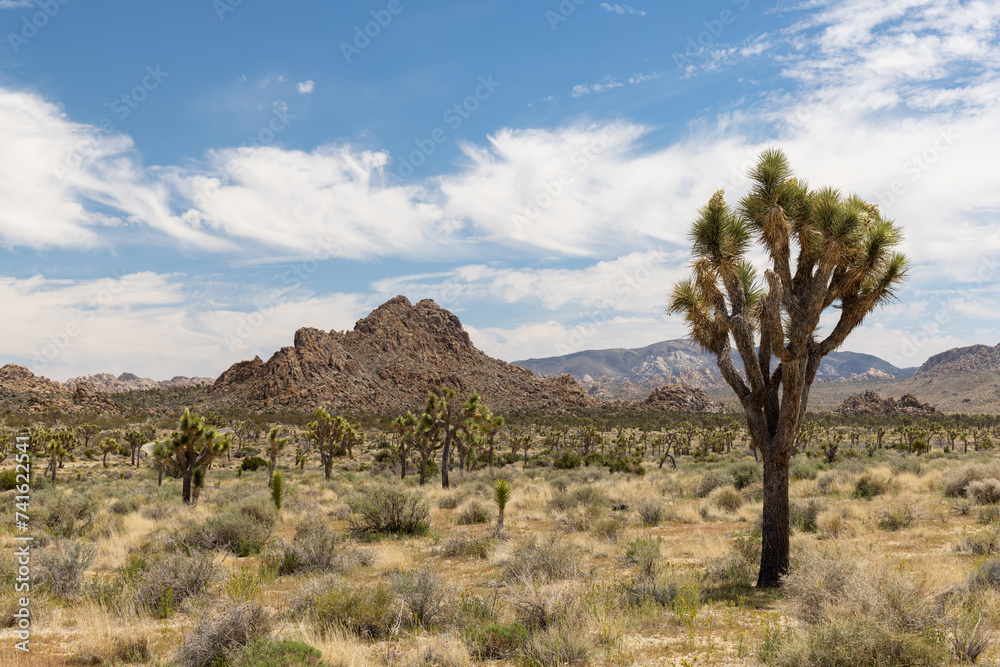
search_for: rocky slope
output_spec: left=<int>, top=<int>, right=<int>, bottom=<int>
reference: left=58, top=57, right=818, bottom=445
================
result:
left=917, top=343, right=1000, bottom=377
left=206, top=296, right=598, bottom=413
left=837, top=390, right=937, bottom=416
left=0, top=365, right=122, bottom=414
left=515, top=340, right=915, bottom=388
left=65, top=372, right=213, bottom=393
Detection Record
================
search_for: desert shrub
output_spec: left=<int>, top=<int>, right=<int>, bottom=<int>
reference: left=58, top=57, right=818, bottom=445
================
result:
left=791, top=499, right=825, bottom=533
left=502, top=536, right=581, bottom=582
left=791, top=459, right=821, bottom=481
left=346, top=485, right=430, bottom=539
left=307, top=578, right=398, bottom=639
left=890, top=457, right=922, bottom=476
left=774, top=548, right=944, bottom=666
left=240, top=456, right=268, bottom=472
left=816, top=472, right=837, bottom=495
left=979, top=505, right=1000, bottom=524
left=956, top=525, right=1000, bottom=557
left=229, top=638, right=323, bottom=667
left=710, top=485, right=744, bottom=513
left=949, top=609, right=991, bottom=665
left=706, top=526, right=761, bottom=589
left=442, top=534, right=494, bottom=559
left=176, top=600, right=272, bottom=667
left=393, top=567, right=449, bottom=627
left=591, top=516, right=626, bottom=541
left=109, top=637, right=151, bottom=663
left=970, top=558, right=1000, bottom=590
left=35, top=540, right=93, bottom=599
left=624, top=537, right=661, bottom=579
left=606, top=456, right=645, bottom=476
left=552, top=451, right=582, bottom=469
left=464, top=622, right=529, bottom=660
left=190, top=498, right=276, bottom=556
left=696, top=470, right=731, bottom=497
left=967, top=478, right=1000, bottom=505
left=637, top=499, right=664, bottom=527
left=275, top=519, right=338, bottom=575
left=140, top=502, right=170, bottom=521
left=943, top=463, right=1000, bottom=497
left=730, top=461, right=762, bottom=490
left=109, top=496, right=141, bottom=516
left=438, top=495, right=461, bottom=510
left=456, top=499, right=490, bottom=525
left=0, top=470, right=18, bottom=491
left=523, top=624, right=593, bottom=666
left=129, top=551, right=216, bottom=617
left=38, top=494, right=97, bottom=537
left=878, top=501, right=918, bottom=531
left=853, top=472, right=892, bottom=500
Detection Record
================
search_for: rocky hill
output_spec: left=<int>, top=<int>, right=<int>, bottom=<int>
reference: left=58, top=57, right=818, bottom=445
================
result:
left=917, top=343, right=1000, bottom=377
left=515, top=340, right=915, bottom=388
left=65, top=372, right=213, bottom=393
left=643, top=384, right=725, bottom=413
left=837, top=390, right=937, bottom=416
left=206, top=296, right=598, bottom=413
left=0, top=365, right=122, bottom=414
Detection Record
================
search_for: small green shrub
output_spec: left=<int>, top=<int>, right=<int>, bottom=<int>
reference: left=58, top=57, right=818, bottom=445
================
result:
left=0, top=470, right=17, bottom=491
left=308, top=578, right=398, bottom=639
left=697, top=470, right=731, bottom=497
left=456, top=499, right=490, bottom=525
left=241, top=456, right=268, bottom=472
left=791, top=459, right=821, bottom=481
left=853, top=472, right=892, bottom=500
left=442, top=534, right=494, bottom=559
left=465, top=622, right=530, bottom=660
left=229, top=638, right=323, bottom=667
left=791, top=499, right=825, bottom=533
left=553, top=451, right=582, bottom=469
left=176, top=601, right=272, bottom=667
left=878, top=502, right=917, bottom=531
left=346, top=485, right=430, bottom=539
left=730, top=461, right=762, bottom=490
left=36, top=540, right=93, bottom=599
left=276, top=519, right=338, bottom=575
left=502, top=536, right=581, bottom=582
left=393, top=567, right=449, bottom=627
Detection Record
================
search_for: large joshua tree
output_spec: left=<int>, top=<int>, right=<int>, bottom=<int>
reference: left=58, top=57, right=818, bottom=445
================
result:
left=669, top=149, right=908, bottom=587
left=161, top=409, right=231, bottom=503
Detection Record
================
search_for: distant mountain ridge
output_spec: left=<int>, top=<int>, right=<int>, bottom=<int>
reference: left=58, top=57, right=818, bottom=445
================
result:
left=514, top=340, right=917, bottom=391
left=65, top=372, right=214, bottom=393
left=917, top=343, right=1000, bottom=377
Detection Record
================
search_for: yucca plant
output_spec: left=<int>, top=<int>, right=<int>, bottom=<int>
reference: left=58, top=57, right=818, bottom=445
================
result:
left=494, top=478, right=512, bottom=536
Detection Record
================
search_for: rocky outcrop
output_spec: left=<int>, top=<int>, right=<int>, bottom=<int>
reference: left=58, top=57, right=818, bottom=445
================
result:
left=65, top=372, right=213, bottom=393
left=643, top=383, right=726, bottom=413
left=918, top=343, right=1000, bottom=377
left=207, top=296, right=598, bottom=414
left=0, top=365, right=122, bottom=414
left=837, top=390, right=937, bottom=416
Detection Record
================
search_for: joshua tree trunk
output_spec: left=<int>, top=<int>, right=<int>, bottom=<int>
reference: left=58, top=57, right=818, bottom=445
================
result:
left=182, top=470, right=193, bottom=503
left=441, top=430, right=452, bottom=489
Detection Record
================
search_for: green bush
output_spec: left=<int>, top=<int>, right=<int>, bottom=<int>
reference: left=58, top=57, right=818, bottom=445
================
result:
left=791, top=499, right=825, bottom=533
left=456, top=499, right=490, bottom=525
left=188, top=496, right=276, bottom=556
left=128, top=551, right=216, bottom=618
left=176, top=601, right=272, bottom=667
left=36, top=540, right=93, bottom=599
left=791, top=459, right=821, bottom=481
left=730, top=461, right=762, bottom=489
left=465, top=622, right=530, bottom=660
left=502, top=536, right=581, bottom=582
left=773, top=618, right=944, bottom=667
left=308, top=578, right=398, bottom=639
left=346, top=485, right=430, bottom=539
left=853, top=472, right=892, bottom=500
left=229, top=638, right=323, bottom=667
left=241, top=456, right=268, bottom=472
left=276, top=519, right=338, bottom=574
left=553, top=451, right=582, bottom=469
left=697, top=470, right=731, bottom=497
left=0, top=470, right=17, bottom=491
left=39, top=494, right=98, bottom=538
left=606, top=456, right=645, bottom=476
left=442, top=534, right=495, bottom=559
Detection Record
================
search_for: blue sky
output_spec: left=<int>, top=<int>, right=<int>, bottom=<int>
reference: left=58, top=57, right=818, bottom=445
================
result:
left=1, top=0, right=999, bottom=381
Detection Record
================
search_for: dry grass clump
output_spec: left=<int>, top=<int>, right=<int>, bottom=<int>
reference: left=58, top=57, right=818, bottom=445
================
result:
left=943, top=462, right=1000, bottom=497
left=772, top=548, right=945, bottom=666
left=500, top=536, right=582, bottom=582
left=955, top=524, right=1000, bottom=557
left=184, top=495, right=276, bottom=556
left=455, top=499, right=491, bottom=525
left=274, top=518, right=340, bottom=574
left=300, top=576, right=401, bottom=639
left=104, top=550, right=216, bottom=618
left=710, top=485, right=744, bottom=513
left=393, top=567, right=450, bottom=628
left=967, top=478, right=1000, bottom=505
left=790, top=498, right=825, bottom=533
left=877, top=500, right=919, bottom=531
left=853, top=471, right=895, bottom=500
left=636, top=498, right=664, bottom=526
left=175, top=600, right=272, bottom=667
left=442, top=533, right=494, bottom=559
left=345, top=484, right=430, bottom=539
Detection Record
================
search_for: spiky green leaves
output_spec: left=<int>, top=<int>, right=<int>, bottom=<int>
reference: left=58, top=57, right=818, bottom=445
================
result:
left=690, top=190, right=750, bottom=273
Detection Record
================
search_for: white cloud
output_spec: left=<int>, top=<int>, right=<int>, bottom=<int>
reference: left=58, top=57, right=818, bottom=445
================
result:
left=0, top=272, right=369, bottom=381
left=570, top=76, right=624, bottom=97
left=297, top=80, right=315, bottom=94
left=600, top=3, right=646, bottom=16
left=0, top=1, right=35, bottom=7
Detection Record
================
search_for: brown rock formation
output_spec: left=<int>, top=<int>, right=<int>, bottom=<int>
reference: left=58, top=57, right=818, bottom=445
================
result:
left=837, top=390, right=937, bottom=416
left=643, top=383, right=726, bottom=413
left=207, top=296, right=598, bottom=413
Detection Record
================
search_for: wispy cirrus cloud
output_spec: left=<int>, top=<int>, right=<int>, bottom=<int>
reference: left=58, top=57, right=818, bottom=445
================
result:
left=600, top=3, right=646, bottom=16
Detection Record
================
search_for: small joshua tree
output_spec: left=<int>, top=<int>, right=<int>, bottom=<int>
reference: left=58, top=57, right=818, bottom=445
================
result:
left=123, top=429, right=146, bottom=467
left=266, top=426, right=288, bottom=487
left=100, top=437, right=119, bottom=469
left=161, top=409, right=231, bottom=504
left=271, top=470, right=284, bottom=511
left=494, top=478, right=511, bottom=536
